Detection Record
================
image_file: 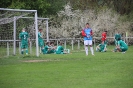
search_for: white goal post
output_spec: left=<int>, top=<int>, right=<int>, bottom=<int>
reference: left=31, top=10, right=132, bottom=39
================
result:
left=0, top=8, right=42, bottom=57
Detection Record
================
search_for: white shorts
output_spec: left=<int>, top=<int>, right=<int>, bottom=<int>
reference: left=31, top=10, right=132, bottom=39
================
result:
left=84, top=40, right=92, bottom=45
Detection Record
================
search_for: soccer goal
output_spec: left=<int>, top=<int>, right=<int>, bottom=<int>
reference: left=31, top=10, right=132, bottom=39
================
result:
left=0, top=8, right=49, bottom=57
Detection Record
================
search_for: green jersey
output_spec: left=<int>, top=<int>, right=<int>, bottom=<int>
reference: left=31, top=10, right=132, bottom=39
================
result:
left=55, top=45, right=64, bottom=54
left=44, top=45, right=49, bottom=54
left=19, top=32, right=29, bottom=42
left=118, top=40, right=128, bottom=51
left=115, top=34, right=121, bottom=41
left=38, top=32, right=43, bottom=40
left=19, top=31, right=29, bottom=49
left=99, top=44, right=106, bottom=52
left=38, top=32, right=44, bottom=47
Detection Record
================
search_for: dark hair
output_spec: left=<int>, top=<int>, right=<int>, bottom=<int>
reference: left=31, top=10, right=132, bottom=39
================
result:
left=39, top=29, right=42, bottom=31
left=46, top=42, right=50, bottom=45
left=86, top=23, right=89, bottom=25
left=50, top=42, right=54, bottom=45
left=105, top=31, right=107, bottom=32
left=118, top=38, right=121, bottom=40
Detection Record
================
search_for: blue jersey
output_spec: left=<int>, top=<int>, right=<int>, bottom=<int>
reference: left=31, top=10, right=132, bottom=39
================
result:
left=83, top=28, right=92, bottom=40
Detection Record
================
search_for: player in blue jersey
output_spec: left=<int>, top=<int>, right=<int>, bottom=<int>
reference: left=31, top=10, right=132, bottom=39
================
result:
left=82, top=23, right=94, bottom=56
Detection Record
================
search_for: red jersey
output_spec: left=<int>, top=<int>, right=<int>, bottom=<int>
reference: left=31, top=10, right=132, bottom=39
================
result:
left=102, top=32, right=107, bottom=41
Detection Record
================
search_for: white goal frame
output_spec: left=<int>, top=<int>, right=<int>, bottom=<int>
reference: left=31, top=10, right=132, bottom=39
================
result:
left=0, top=8, right=40, bottom=56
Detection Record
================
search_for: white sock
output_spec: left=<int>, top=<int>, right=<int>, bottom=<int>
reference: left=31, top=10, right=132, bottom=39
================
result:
left=90, top=47, right=94, bottom=55
left=85, top=46, right=88, bottom=55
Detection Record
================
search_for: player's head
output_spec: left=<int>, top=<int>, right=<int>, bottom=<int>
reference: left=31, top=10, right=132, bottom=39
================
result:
left=59, top=42, right=63, bottom=45
left=102, top=41, right=104, bottom=44
left=46, top=42, right=50, bottom=45
left=50, top=42, right=54, bottom=45
left=86, top=23, right=90, bottom=28
left=22, top=28, right=26, bottom=32
left=39, top=29, right=43, bottom=32
left=117, top=31, right=119, bottom=33
left=104, top=31, right=107, bottom=33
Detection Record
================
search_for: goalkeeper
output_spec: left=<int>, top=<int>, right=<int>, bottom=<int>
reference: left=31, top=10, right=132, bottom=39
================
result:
left=19, top=28, right=30, bottom=55
left=38, top=29, right=45, bottom=54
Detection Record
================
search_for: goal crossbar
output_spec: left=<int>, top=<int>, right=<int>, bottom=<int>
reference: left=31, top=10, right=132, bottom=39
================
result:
left=0, top=8, right=37, bottom=12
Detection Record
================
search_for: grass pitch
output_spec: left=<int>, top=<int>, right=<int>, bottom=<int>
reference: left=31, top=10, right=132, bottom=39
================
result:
left=0, top=46, right=133, bottom=88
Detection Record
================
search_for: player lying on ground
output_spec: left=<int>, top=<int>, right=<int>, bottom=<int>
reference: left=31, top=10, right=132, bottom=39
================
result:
left=55, top=42, right=69, bottom=54
left=44, top=42, right=69, bottom=54
left=19, top=28, right=30, bottom=55
left=43, top=42, right=55, bottom=54
left=113, top=38, right=128, bottom=53
left=96, top=41, right=107, bottom=52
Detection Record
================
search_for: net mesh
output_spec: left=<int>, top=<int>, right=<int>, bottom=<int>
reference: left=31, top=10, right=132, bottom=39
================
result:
left=0, top=9, right=37, bottom=57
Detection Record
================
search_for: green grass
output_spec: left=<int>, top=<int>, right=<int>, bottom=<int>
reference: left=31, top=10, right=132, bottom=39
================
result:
left=0, top=46, right=133, bottom=88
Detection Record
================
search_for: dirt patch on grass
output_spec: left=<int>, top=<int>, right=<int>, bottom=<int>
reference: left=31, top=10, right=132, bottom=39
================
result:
left=22, top=59, right=60, bottom=63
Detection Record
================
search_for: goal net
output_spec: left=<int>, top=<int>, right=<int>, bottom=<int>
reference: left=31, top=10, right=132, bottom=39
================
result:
left=0, top=8, right=41, bottom=57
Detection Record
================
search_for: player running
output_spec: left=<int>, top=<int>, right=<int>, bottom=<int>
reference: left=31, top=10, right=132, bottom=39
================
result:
left=19, top=28, right=30, bottom=55
left=114, top=38, right=128, bottom=53
left=81, top=23, right=94, bottom=56
left=38, top=29, right=45, bottom=54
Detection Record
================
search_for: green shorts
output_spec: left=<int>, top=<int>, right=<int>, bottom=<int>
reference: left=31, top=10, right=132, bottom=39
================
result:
left=21, top=41, right=28, bottom=49
left=120, top=47, right=128, bottom=52
left=38, top=40, right=44, bottom=48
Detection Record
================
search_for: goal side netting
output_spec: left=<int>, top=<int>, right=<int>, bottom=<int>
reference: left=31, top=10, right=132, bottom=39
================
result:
left=0, top=8, right=39, bottom=57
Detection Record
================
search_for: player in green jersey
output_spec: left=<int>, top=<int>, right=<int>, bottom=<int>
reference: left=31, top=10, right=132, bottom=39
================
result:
left=114, top=31, right=121, bottom=46
left=43, top=42, right=55, bottom=54
left=96, top=41, right=107, bottom=52
left=114, top=38, right=128, bottom=53
left=38, top=29, right=45, bottom=54
left=55, top=42, right=64, bottom=54
left=19, top=28, right=30, bottom=55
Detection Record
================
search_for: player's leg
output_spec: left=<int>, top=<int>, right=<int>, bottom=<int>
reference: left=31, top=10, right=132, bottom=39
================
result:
left=115, top=39, right=117, bottom=46
left=88, top=40, right=94, bottom=55
left=21, top=42, right=24, bottom=54
left=39, top=40, right=45, bottom=54
left=25, top=42, right=28, bottom=55
left=96, top=45, right=100, bottom=52
left=84, top=40, right=89, bottom=56
left=64, top=49, right=70, bottom=54
left=120, top=47, right=127, bottom=53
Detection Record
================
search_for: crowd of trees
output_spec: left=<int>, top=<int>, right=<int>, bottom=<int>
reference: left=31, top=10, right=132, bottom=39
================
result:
left=0, top=0, right=133, bottom=17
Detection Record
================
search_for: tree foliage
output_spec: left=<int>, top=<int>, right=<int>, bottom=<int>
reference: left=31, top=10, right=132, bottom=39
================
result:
left=0, top=0, right=133, bottom=16
left=67, top=0, right=133, bottom=15
left=0, top=0, right=66, bottom=17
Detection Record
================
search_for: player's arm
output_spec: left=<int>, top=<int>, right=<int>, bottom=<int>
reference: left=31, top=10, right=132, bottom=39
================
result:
left=81, top=29, right=86, bottom=37
left=27, top=33, right=30, bottom=44
left=90, top=29, right=93, bottom=36
left=19, top=33, right=21, bottom=40
left=96, top=44, right=100, bottom=49
left=116, top=41, right=122, bottom=51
